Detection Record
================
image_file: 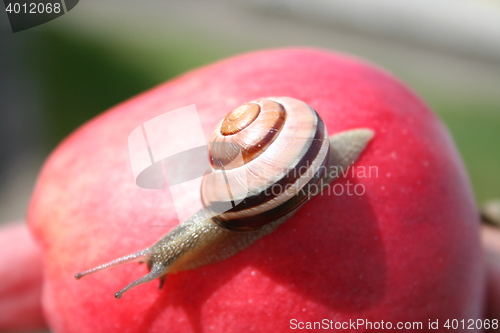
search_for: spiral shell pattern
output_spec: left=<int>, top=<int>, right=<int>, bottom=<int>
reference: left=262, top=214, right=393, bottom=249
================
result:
left=201, top=97, right=330, bottom=231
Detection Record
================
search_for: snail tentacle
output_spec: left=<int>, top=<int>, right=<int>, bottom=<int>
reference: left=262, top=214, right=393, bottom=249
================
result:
left=114, top=264, right=166, bottom=299
left=74, top=250, right=150, bottom=280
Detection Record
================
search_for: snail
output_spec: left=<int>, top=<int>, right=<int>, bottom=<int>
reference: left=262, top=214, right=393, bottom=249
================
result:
left=75, top=97, right=374, bottom=299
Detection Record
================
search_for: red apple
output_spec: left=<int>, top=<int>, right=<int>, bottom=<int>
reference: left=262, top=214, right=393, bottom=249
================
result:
left=28, top=48, right=484, bottom=332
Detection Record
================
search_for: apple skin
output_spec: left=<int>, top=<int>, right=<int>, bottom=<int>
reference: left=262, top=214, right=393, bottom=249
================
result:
left=28, top=48, right=484, bottom=332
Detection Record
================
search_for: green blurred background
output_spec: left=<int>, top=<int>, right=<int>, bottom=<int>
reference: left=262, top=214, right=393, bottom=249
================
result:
left=0, top=0, right=499, bottom=222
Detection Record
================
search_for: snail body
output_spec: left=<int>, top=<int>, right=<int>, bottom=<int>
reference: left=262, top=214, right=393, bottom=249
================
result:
left=75, top=97, right=374, bottom=299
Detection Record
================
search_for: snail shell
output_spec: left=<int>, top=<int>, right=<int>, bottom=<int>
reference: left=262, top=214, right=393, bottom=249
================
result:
left=75, top=97, right=374, bottom=299
left=202, top=97, right=330, bottom=231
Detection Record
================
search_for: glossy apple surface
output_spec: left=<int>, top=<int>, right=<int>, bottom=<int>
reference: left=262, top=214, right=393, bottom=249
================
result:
left=28, top=48, right=484, bottom=332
